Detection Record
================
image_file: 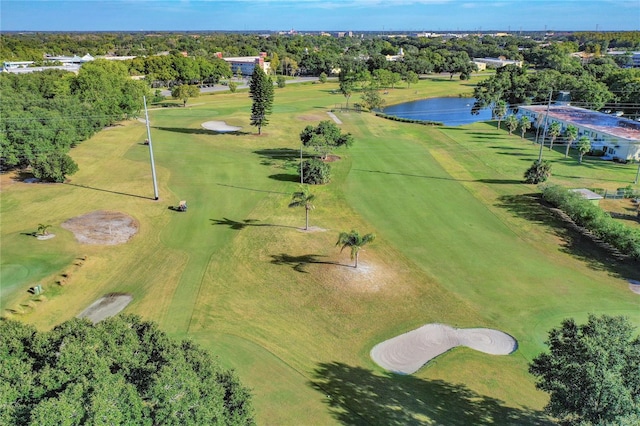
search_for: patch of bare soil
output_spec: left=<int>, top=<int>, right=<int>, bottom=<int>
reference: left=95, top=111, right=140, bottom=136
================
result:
left=324, top=154, right=341, bottom=163
left=77, top=293, right=133, bottom=323
left=62, top=211, right=138, bottom=245
left=296, top=226, right=327, bottom=233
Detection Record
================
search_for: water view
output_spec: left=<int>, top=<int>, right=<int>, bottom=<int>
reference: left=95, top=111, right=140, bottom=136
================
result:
left=382, top=97, right=492, bottom=126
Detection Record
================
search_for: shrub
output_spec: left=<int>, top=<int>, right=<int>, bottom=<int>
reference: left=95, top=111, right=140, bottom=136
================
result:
left=542, top=185, right=640, bottom=259
left=373, top=112, right=442, bottom=126
left=300, top=159, right=331, bottom=185
left=524, top=160, right=551, bottom=184
left=31, top=152, right=79, bottom=183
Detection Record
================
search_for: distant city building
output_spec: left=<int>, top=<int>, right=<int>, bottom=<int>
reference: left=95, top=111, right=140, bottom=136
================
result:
left=385, top=48, right=405, bottom=62
left=473, top=57, right=523, bottom=68
left=519, top=105, right=640, bottom=161
left=221, top=53, right=269, bottom=76
left=607, top=50, right=640, bottom=68
left=3, top=54, right=94, bottom=74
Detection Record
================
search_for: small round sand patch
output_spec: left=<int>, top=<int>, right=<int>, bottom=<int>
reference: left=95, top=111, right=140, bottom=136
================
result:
left=371, top=323, right=517, bottom=374
left=62, top=211, right=138, bottom=245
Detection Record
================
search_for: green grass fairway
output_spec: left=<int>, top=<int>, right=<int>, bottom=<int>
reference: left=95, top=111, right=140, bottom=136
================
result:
left=2, top=78, right=638, bottom=425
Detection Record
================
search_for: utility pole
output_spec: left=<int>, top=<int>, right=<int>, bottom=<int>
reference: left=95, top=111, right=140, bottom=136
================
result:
left=538, top=90, right=553, bottom=163
left=300, top=143, right=304, bottom=184
left=143, top=96, right=159, bottom=200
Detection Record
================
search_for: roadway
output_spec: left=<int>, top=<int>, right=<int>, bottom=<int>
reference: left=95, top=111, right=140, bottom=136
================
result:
left=160, top=76, right=320, bottom=96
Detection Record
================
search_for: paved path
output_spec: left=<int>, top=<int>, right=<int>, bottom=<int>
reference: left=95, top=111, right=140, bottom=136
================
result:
left=326, top=111, right=342, bottom=124
left=160, top=76, right=319, bottom=97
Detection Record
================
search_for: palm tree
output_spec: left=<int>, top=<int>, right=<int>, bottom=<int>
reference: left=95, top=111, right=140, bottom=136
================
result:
left=37, top=224, right=51, bottom=236
left=548, top=122, right=561, bottom=151
left=577, top=136, right=591, bottom=164
left=493, top=100, right=508, bottom=130
left=564, top=125, right=578, bottom=158
left=505, top=114, right=518, bottom=135
left=519, top=116, right=531, bottom=140
left=289, top=185, right=315, bottom=230
left=336, top=230, right=375, bottom=268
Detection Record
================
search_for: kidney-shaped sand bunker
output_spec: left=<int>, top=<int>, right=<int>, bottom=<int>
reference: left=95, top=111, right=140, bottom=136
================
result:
left=62, top=210, right=138, bottom=245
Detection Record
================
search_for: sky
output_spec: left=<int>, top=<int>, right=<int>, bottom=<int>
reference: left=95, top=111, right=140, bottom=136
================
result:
left=1, top=0, right=638, bottom=32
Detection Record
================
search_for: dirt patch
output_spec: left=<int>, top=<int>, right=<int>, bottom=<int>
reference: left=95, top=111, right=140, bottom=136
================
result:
left=296, top=226, right=327, bottom=233
left=77, top=293, right=133, bottom=323
left=62, top=211, right=138, bottom=245
left=324, top=154, right=341, bottom=163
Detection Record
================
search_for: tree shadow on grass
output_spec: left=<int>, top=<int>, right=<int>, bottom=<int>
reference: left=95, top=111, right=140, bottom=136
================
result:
left=476, top=178, right=523, bottom=184
left=254, top=148, right=303, bottom=161
left=352, top=169, right=469, bottom=182
left=270, top=253, right=342, bottom=273
left=269, top=173, right=300, bottom=182
left=496, top=193, right=640, bottom=280
left=210, top=217, right=296, bottom=231
left=154, top=126, right=250, bottom=136
left=309, top=362, right=551, bottom=426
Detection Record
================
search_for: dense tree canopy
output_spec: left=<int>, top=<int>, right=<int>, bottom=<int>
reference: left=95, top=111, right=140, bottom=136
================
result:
left=0, top=61, right=150, bottom=178
left=0, top=315, right=254, bottom=426
left=529, top=314, right=640, bottom=425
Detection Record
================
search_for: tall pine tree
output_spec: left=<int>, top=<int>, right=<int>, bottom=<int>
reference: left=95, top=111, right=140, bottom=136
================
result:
left=249, top=65, right=274, bottom=135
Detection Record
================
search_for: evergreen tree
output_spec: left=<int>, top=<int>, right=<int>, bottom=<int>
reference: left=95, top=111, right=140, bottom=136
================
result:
left=249, top=65, right=274, bottom=135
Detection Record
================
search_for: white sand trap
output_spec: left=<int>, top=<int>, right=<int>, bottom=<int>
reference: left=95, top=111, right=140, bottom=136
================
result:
left=77, top=293, right=133, bottom=323
left=201, top=120, right=242, bottom=132
left=371, top=323, right=517, bottom=374
left=629, top=280, right=640, bottom=295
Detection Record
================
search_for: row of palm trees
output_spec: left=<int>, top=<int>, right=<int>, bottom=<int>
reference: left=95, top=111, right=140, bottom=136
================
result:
left=502, top=114, right=591, bottom=162
left=288, top=185, right=375, bottom=268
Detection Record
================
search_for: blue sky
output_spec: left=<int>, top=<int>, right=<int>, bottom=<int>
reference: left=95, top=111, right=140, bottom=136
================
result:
left=2, top=0, right=638, bottom=32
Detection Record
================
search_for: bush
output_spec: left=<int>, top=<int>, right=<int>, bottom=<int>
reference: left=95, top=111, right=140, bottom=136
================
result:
left=524, top=160, right=551, bottom=184
left=300, top=159, right=331, bottom=185
left=31, top=152, right=79, bottom=182
left=542, top=185, right=640, bottom=259
left=373, top=112, right=442, bottom=126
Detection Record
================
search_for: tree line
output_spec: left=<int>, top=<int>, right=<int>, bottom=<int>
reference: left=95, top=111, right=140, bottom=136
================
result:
left=0, top=59, right=150, bottom=181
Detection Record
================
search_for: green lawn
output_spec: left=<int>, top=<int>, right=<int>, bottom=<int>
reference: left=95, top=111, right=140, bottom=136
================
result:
left=2, top=78, right=638, bottom=425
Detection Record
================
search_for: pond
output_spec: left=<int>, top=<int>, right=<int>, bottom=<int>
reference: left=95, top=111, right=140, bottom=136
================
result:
left=381, top=97, right=492, bottom=126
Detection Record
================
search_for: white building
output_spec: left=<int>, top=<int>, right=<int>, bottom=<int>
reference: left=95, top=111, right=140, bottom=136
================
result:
left=221, top=54, right=270, bottom=76
left=473, top=57, right=523, bottom=68
left=519, top=105, right=640, bottom=161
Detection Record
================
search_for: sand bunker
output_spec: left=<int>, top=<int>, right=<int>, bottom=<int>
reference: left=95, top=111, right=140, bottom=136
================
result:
left=371, top=323, right=517, bottom=374
left=629, top=279, right=640, bottom=295
left=61, top=211, right=138, bottom=245
left=77, top=293, right=133, bottom=323
left=201, top=121, right=242, bottom=132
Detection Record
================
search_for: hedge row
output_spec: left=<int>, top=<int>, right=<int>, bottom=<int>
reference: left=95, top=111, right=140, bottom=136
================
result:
left=373, top=112, right=443, bottom=126
left=542, top=185, right=640, bottom=259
